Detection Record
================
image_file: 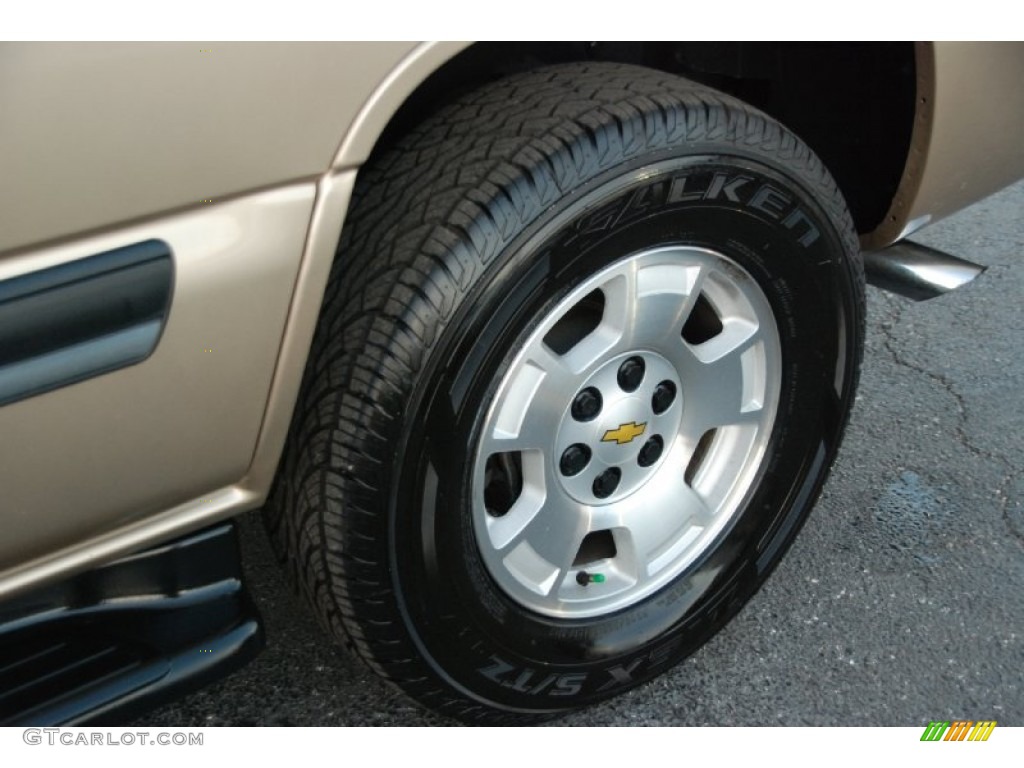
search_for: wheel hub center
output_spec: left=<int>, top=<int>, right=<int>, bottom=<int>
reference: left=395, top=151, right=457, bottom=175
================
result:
left=555, top=351, right=682, bottom=505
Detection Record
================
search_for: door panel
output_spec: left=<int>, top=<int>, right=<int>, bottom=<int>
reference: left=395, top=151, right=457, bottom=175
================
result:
left=0, top=185, right=314, bottom=571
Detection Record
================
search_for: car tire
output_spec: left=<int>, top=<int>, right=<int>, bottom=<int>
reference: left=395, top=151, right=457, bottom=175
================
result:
left=264, top=62, right=865, bottom=723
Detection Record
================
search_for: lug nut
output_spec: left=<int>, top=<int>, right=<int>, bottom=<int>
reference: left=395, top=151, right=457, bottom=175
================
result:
left=559, top=443, right=592, bottom=476
left=617, top=356, right=645, bottom=392
left=592, top=467, right=622, bottom=499
left=651, top=380, right=677, bottom=414
left=637, top=434, right=664, bottom=467
left=571, top=387, right=603, bottom=422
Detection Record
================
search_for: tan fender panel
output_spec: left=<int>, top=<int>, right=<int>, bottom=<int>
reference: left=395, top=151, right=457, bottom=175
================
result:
left=868, top=41, right=1024, bottom=247
left=0, top=42, right=415, bottom=254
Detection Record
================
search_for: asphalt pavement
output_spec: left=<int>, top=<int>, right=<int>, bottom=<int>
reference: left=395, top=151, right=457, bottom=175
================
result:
left=139, top=181, right=1024, bottom=727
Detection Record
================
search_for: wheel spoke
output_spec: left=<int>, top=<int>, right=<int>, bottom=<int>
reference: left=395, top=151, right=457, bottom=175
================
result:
left=479, top=450, right=546, bottom=550
left=481, top=344, right=580, bottom=453
left=678, top=319, right=765, bottom=435
left=501, top=489, right=590, bottom=594
left=690, top=316, right=760, bottom=364
left=560, top=282, right=626, bottom=374
left=602, top=261, right=706, bottom=353
left=528, top=492, right=590, bottom=571
left=614, top=463, right=714, bottom=578
left=633, top=292, right=696, bottom=348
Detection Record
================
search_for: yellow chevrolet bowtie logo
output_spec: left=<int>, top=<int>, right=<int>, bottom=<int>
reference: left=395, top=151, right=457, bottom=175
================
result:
left=601, top=421, right=647, bottom=445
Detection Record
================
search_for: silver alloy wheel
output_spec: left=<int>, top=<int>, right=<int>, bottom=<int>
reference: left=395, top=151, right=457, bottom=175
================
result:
left=472, top=246, right=782, bottom=618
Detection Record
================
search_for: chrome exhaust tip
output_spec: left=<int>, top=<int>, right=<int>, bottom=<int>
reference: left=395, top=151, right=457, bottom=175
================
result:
left=863, top=240, right=986, bottom=301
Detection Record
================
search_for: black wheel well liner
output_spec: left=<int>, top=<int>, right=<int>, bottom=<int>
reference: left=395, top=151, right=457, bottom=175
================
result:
left=371, top=42, right=916, bottom=237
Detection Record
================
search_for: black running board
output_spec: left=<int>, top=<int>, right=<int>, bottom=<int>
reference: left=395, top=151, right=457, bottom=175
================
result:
left=0, top=521, right=263, bottom=725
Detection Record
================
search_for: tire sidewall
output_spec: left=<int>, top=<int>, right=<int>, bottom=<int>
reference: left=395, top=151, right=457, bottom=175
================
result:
left=389, top=152, right=859, bottom=712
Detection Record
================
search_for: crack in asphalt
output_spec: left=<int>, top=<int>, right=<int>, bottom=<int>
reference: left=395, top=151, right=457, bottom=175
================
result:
left=876, top=291, right=1024, bottom=547
left=997, top=467, right=1024, bottom=547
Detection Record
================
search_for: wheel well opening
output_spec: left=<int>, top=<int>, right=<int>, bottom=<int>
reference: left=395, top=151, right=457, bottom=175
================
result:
left=371, top=42, right=916, bottom=236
